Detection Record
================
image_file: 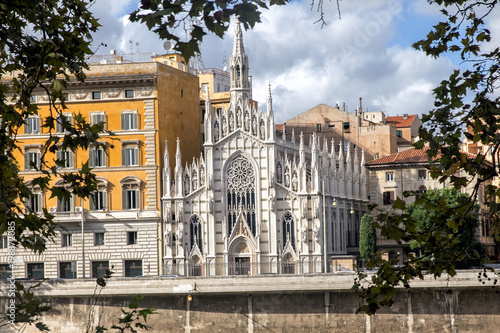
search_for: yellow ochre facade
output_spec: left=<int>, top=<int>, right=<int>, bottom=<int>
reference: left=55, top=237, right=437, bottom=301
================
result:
left=2, top=56, right=201, bottom=279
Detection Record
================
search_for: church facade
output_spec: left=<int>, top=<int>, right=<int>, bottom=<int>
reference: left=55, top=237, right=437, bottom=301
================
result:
left=161, top=22, right=368, bottom=276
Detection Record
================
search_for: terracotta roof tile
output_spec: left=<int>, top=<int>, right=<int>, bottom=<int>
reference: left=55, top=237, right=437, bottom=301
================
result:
left=386, top=115, right=416, bottom=128
left=275, top=124, right=284, bottom=131
left=366, top=147, right=436, bottom=166
left=366, top=147, right=477, bottom=166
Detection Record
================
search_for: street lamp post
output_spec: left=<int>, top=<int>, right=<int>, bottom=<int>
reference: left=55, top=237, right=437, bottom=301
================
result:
left=81, top=197, right=85, bottom=278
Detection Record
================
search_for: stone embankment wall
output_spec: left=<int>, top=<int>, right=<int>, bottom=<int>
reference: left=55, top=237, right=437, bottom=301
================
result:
left=1, top=271, right=498, bottom=332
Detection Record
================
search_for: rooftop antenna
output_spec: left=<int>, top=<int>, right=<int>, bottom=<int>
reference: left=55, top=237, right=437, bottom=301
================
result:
left=163, top=41, right=173, bottom=53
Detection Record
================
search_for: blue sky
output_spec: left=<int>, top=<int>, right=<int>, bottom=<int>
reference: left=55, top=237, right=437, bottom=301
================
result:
left=88, top=0, right=499, bottom=123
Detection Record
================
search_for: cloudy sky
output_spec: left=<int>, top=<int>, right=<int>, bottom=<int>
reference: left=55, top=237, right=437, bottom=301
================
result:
left=88, top=0, right=499, bottom=123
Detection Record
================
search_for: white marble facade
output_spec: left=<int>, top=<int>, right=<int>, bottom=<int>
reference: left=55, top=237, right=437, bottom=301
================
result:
left=161, top=21, right=368, bottom=276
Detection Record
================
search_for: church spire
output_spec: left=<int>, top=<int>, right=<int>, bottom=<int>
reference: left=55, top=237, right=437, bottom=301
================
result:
left=230, top=19, right=250, bottom=94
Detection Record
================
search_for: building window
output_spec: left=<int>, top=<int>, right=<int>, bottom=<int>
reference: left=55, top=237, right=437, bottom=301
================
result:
left=24, top=150, right=41, bottom=170
left=92, top=91, right=101, bottom=100
left=383, top=191, right=394, bottom=205
left=57, top=195, right=73, bottom=212
left=92, top=261, right=109, bottom=278
left=386, top=172, right=394, bottom=182
left=56, top=149, right=74, bottom=169
left=121, top=111, right=138, bottom=130
left=94, top=232, right=104, bottom=246
left=201, top=83, right=209, bottom=94
left=61, top=233, right=72, bottom=247
left=59, top=262, right=76, bottom=279
left=123, top=190, right=140, bottom=210
left=190, top=215, right=202, bottom=252
left=418, top=170, right=427, bottom=180
left=25, top=192, right=42, bottom=213
left=0, top=264, right=10, bottom=279
left=396, top=129, right=402, bottom=138
left=181, top=89, right=183, bottom=97
left=416, top=185, right=427, bottom=198
left=90, top=112, right=106, bottom=130
left=122, top=145, right=139, bottom=166
left=282, top=212, right=296, bottom=250
left=90, top=190, right=107, bottom=211
left=125, top=89, right=134, bottom=98
left=343, top=121, right=350, bottom=131
left=121, top=176, right=141, bottom=210
left=56, top=113, right=73, bottom=133
left=27, top=263, right=44, bottom=279
left=127, top=231, right=138, bottom=245
left=316, top=124, right=322, bottom=132
left=226, top=155, right=256, bottom=237
left=25, top=116, right=40, bottom=134
left=0, top=236, right=7, bottom=249
left=124, top=260, right=142, bottom=277
left=30, top=95, right=37, bottom=103
left=89, top=146, right=106, bottom=168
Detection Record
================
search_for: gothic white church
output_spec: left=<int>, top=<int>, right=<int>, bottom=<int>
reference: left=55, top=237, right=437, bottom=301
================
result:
left=162, top=22, right=368, bottom=276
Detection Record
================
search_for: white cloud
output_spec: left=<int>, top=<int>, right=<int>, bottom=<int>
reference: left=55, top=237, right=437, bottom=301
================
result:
left=88, top=0, right=456, bottom=123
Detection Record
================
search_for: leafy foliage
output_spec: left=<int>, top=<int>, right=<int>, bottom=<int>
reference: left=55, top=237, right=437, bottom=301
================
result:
left=0, top=0, right=104, bottom=254
left=359, top=213, right=377, bottom=262
left=355, top=1, right=500, bottom=315
left=110, top=295, right=157, bottom=333
left=0, top=281, right=51, bottom=332
left=407, top=188, right=483, bottom=268
left=129, top=0, right=291, bottom=61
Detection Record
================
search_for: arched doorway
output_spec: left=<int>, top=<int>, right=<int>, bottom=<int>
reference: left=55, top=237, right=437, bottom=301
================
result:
left=282, top=253, right=296, bottom=274
left=229, top=236, right=254, bottom=276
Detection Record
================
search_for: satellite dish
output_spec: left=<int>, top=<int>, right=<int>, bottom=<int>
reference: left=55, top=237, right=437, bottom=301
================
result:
left=163, top=41, right=173, bottom=52
left=99, top=59, right=107, bottom=64
left=223, top=66, right=227, bottom=72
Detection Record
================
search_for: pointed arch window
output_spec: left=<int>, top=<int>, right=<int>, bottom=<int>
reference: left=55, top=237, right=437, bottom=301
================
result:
left=190, top=215, right=202, bottom=253
left=282, top=212, right=295, bottom=250
left=226, top=155, right=256, bottom=236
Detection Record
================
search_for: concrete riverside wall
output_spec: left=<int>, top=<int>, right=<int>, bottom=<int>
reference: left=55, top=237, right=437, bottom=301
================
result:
left=1, top=270, right=499, bottom=332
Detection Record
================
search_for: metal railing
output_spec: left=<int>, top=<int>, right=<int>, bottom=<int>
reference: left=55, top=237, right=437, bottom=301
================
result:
left=161, top=260, right=354, bottom=277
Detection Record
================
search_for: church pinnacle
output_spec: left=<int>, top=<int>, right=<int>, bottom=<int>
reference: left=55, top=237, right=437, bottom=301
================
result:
left=230, top=19, right=249, bottom=94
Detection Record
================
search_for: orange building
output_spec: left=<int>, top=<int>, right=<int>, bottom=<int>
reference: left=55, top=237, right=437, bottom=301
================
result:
left=1, top=54, right=201, bottom=279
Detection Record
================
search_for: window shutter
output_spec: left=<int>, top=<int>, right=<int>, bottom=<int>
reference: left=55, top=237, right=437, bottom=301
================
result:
left=56, top=151, right=61, bottom=165
left=390, top=191, right=395, bottom=204
left=134, top=146, right=139, bottom=166
left=135, top=190, right=140, bottom=210
left=89, top=192, right=95, bottom=211
left=89, top=149, right=94, bottom=168
left=24, top=152, right=29, bottom=170
left=56, top=117, right=62, bottom=133
left=134, top=113, right=139, bottom=130
left=102, top=149, right=107, bottom=167
left=24, top=121, right=28, bottom=134
left=69, top=152, right=74, bottom=168
left=122, top=190, right=127, bottom=210
left=103, top=191, right=108, bottom=211
left=121, top=113, right=125, bottom=130
left=36, top=193, right=41, bottom=212
left=67, top=115, right=73, bottom=131
left=34, top=117, right=39, bottom=134
left=121, top=148, right=126, bottom=166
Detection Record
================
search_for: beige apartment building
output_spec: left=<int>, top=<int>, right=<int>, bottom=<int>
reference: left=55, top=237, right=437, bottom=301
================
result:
left=365, top=147, right=495, bottom=260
